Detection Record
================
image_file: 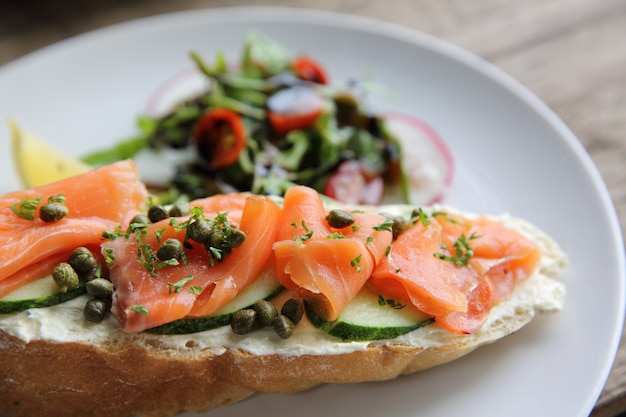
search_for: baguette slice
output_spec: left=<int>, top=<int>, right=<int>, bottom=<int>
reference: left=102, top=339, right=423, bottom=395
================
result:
left=0, top=206, right=566, bottom=417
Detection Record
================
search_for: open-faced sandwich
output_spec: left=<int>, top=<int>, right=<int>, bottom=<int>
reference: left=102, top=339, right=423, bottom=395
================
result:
left=0, top=160, right=566, bottom=417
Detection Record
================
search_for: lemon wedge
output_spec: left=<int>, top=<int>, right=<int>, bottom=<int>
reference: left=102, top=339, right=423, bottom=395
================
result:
left=8, top=119, right=90, bottom=188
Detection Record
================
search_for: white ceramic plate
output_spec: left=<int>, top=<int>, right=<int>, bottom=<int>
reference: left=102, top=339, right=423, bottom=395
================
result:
left=0, top=7, right=623, bottom=417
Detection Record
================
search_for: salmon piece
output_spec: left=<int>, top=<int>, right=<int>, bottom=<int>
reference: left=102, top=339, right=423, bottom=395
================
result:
left=0, top=160, right=147, bottom=229
left=0, top=252, right=70, bottom=298
left=0, top=244, right=105, bottom=298
left=0, top=160, right=148, bottom=284
left=273, top=186, right=392, bottom=320
left=370, top=211, right=542, bottom=334
left=188, top=196, right=280, bottom=317
left=105, top=194, right=281, bottom=332
left=370, top=221, right=472, bottom=314
left=189, top=193, right=248, bottom=220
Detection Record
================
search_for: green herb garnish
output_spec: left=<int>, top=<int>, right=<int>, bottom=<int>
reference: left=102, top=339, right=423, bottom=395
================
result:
left=377, top=294, right=406, bottom=309
left=167, top=275, right=194, bottom=294
left=327, top=232, right=346, bottom=240
left=350, top=254, right=363, bottom=272
left=189, top=285, right=203, bottom=295
left=294, top=220, right=314, bottom=244
left=434, top=233, right=480, bottom=267
left=10, top=197, right=41, bottom=220
left=103, top=247, right=115, bottom=264
left=131, top=305, right=149, bottom=316
left=414, top=207, right=431, bottom=226
left=372, top=219, right=394, bottom=232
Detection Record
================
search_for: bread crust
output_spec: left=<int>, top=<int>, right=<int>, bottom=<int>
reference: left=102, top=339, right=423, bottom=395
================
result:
left=0, top=305, right=537, bottom=417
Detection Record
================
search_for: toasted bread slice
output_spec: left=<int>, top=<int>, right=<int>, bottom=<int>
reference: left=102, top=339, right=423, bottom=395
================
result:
left=0, top=209, right=566, bottom=417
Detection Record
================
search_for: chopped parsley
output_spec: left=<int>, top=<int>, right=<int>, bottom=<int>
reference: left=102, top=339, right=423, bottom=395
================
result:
left=103, top=247, right=115, bottom=264
left=167, top=275, right=194, bottom=294
left=432, top=211, right=463, bottom=225
left=189, top=285, right=203, bottom=295
left=10, top=196, right=41, bottom=220
left=9, top=194, right=69, bottom=221
left=47, top=194, right=66, bottom=204
left=377, top=294, right=406, bottom=309
left=122, top=225, right=163, bottom=276
left=293, top=220, right=314, bottom=243
left=350, top=254, right=363, bottom=272
left=434, top=233, right=480, bottom=267
left=157, top=258, right=180, bottom=269
left=372, top=219, right=394, bottom=232
left=414, top=207, right=431, bottom=227
left=131, top=305, right=149, bottom=316
left=155, top=227, right=166, bottom=243
left=102, top=226, right=123, bottom=240
left=327, top=232, right=346, bottom=240
left=169, top=206, right=204, bottom=232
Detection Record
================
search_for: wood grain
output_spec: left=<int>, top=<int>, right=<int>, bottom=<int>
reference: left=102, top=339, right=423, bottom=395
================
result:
left=1, top=0, right=625, bottom=415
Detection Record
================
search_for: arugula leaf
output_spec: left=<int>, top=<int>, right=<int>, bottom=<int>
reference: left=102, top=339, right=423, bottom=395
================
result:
left=276, top=130, right=311, bottom=171
left=81, top=136, right=148, bottom=166
left=240, top=30, right=291, bottom=78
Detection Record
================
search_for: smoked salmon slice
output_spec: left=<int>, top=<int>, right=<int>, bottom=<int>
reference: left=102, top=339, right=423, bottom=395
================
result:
left=370, top=210, right=542, bottom=334
left=104, top=194, right=281, bottom=332
left=273, top=186, right=393, bottom=321
left=0, top=252, right=71, bottom=298
left=0, top=160, right=148, bottom=291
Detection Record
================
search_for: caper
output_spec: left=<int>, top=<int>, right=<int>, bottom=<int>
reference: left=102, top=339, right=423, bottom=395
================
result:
left=169, top=202, right=190, bottom=218
left=230, top=309, right=257, bottom=335
left=85, top=278, right=114, bottom=298
left=83, top=298, right=109, bottom=323
left=280, top=298, right=304, bottom=324
left=52, top=262, right=79, bottom=293
left=274, top=315, right=294, bottom=339
left=147, top=205, right=169, bottom=223
left=225, top=230, right=246, bottom=248
left=325, top=209, right=356, bottom=229
left=156, top=238, right=184, bottom=261
left=204, top=240, right=229, bottom=259
left=253, top=300, right=278, bottom=327
left=391, top=216, right=412, bottom=239
left=39, top=202, right=69, bottom=222
left=129, top=214, right=151, bottom=226
left=68, top=247, right=97, bottom=277
left=208, top=232, right=225, bottom=249
left=186, top=219, right=214, bottom=244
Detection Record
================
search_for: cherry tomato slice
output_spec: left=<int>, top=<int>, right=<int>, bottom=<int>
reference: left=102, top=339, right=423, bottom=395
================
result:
left=267, top=86, right=324, bottom=135
left=193, top=108, right=246, bottom=170
left=324, top=160, right=384, bottom=205
left=292, top=56, right=329, bottom=85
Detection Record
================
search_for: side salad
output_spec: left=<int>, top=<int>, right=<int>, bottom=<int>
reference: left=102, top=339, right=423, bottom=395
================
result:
left=82, top=30, right=451, bottom=205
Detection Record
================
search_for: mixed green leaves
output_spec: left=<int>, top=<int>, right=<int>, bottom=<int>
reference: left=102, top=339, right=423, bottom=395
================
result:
left=80, top=30, right=408, bottom=205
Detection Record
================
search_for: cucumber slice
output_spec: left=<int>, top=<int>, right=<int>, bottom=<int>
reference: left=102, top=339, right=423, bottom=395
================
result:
left=146, top=270, right=283, bottom=335
left=0, top=276, right=86, bottom=314
left=305, top=286, right=434, bottom=341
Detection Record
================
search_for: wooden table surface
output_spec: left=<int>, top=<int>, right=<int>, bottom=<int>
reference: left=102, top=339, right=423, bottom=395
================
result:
left=1, top=0, right=625, bottom=415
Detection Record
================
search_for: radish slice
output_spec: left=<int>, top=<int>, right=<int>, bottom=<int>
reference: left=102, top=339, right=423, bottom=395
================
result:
left=382, top=113, right=454, bottom=205
left=145, top=67, right=207, bottom=117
